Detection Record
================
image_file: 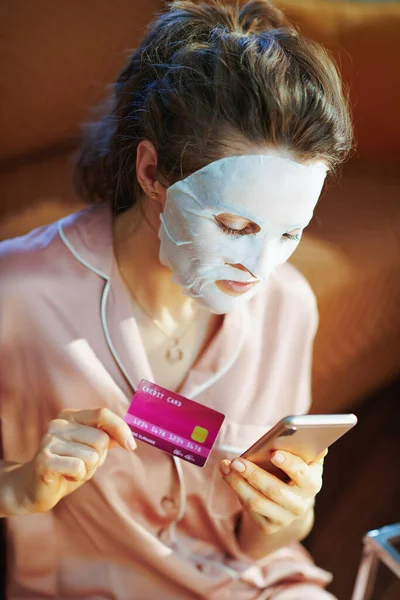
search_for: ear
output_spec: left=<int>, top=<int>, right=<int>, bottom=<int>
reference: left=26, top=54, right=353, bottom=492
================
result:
left=136, top=140, right=167, bottom=208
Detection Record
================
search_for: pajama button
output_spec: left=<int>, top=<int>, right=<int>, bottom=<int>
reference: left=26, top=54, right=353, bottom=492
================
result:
left=161, top=496, right=176, bottom=511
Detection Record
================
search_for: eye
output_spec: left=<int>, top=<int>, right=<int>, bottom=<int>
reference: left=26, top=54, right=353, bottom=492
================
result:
left=282, top=230, right=302, bottom=242
left=215, top=221, right=250, bottom=237
left=214, top=214, right=260, bottom=237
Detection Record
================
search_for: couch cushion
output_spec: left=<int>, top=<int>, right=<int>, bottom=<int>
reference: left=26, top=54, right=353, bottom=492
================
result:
left=0, top=0, right=163, bottom=161
left=291, top=160, right=400, bottom=412
left=0, top=150, right=84, bottom=240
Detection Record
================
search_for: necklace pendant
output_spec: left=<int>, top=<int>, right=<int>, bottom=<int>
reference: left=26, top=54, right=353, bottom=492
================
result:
left=166, top=340, right=184, bottom=364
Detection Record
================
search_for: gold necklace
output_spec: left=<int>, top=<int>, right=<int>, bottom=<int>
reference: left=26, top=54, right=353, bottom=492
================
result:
left=131, top=294, right=197, bottom=365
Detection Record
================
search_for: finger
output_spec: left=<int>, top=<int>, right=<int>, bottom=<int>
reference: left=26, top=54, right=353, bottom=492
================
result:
left=59, top=408, right=136, bottom=451
left=270, top=451, right=322, bottom=494
left=48, top=439, right=99, bottom=473
left=36, top=450, right=87, bottom=483
left=312, top=448, right=328, bottom=465
left=223, top=471, right=294, bottom=527
left=229, top=458, right=307, bottom=517
left=70, top=427, right=110, bottom=456
left=48, top=420, right=110, bottom=455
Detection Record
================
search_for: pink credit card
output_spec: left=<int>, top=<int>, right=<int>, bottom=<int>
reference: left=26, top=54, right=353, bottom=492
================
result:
left=124, top=379, right=225, bottom=467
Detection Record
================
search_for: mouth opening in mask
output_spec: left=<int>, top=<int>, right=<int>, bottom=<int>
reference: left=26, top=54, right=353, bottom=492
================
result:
left=215, top=279, right=259, bottom=297
left=216, top=262, right=260, bottom=297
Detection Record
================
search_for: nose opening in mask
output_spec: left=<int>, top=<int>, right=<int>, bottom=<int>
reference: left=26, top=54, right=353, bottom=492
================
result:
left=225, top=262, right=259, bottom=281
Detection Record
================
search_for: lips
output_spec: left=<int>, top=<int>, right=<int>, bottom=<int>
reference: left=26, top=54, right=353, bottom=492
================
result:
left=215, top=280, right=258, bottom=296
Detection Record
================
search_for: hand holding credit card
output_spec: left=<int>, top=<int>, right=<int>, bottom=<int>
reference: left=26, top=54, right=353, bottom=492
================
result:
left=124, top=380, right=225, bottom=467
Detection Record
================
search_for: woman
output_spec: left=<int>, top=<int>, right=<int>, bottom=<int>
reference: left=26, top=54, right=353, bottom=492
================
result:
left=0, top=1, right=352, bottom=598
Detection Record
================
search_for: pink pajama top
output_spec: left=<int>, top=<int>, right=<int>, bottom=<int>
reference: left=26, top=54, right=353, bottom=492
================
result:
left=0, top=205, right=332, bottom=599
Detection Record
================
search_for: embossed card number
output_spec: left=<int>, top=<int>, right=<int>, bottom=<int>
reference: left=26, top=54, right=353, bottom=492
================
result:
left=124, top=379, right=226, bottom=467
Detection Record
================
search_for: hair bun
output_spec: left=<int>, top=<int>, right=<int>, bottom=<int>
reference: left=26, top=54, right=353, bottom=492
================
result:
left=239, top=0, right=289, bottom=33
left=170, top=1, right=289, bottom=38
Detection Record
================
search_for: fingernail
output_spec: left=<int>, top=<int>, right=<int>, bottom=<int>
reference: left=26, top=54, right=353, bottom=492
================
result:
left=231, top=459, right=246, bottom=473
left=220, top=461, right=231, bottom=476
left=127, top=435, right=137, bottom=451
left=272, top=452, right=285, bottom=464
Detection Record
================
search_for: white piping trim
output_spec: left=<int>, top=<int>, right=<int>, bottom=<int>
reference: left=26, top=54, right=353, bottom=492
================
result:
left=58, top=221, right=109, bottom=280
left=100, top=282, right=188, bottom=530
left=100, top=281, right=139, bottom=392
left=172, top=454, right=187, bottom=523
left=58, top=219, right=139, bottom=393
left=172, top=308, right=248, bottom=524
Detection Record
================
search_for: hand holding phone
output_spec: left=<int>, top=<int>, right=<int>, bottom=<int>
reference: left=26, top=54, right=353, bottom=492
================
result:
left=219, top=414, right=357, bottom=541
left=241, top=413, right=357, bottom=478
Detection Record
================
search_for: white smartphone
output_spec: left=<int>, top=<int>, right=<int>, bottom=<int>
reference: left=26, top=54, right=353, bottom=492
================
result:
left=241, top=414, right=358, bottom=478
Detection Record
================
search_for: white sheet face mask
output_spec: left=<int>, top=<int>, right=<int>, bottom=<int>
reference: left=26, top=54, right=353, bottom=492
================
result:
left=158, top=154, right=328, bottom=314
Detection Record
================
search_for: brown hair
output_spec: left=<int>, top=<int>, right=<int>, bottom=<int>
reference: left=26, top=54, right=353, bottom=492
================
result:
left=75, top=0, right=353, bottom=213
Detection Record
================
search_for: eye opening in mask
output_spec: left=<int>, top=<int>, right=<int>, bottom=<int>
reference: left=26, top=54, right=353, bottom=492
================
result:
left=282, top=230, right=302, bottom=242
left=213, top=213, right=261, bottom=237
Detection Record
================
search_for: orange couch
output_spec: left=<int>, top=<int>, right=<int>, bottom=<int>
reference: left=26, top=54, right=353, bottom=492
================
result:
left=0, top=0, right=399, bottom=413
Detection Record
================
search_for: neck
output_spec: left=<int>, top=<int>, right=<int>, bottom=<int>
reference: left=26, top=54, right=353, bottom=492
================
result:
left=112, top=202, right=196, bottom=324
